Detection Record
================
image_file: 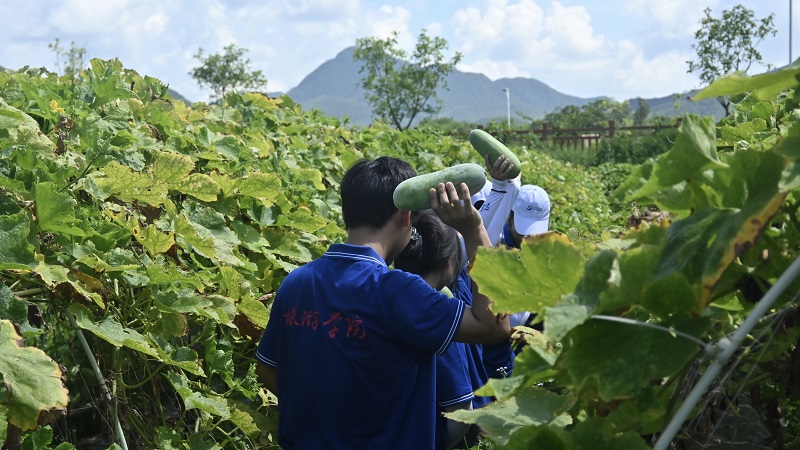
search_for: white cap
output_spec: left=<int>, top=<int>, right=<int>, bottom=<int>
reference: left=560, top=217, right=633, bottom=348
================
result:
left=512, top=185, right=550, bottom=236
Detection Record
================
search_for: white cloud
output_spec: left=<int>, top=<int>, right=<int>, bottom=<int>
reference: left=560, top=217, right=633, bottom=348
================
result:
left=616, top=50, right=700, bottom=98
left=450, top=0, right=702, bottom=98
left=364, top=5, right=414, bottom=48
left=623, top=0, right=719, bottom=38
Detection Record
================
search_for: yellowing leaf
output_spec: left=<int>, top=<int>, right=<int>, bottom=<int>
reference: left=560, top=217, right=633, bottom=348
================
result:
left=470, top=232, right=585, bottom=314
left=0, top=320, right=68, bottom=431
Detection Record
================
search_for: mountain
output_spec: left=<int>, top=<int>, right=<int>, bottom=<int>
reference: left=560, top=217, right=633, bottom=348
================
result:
left=286, top=46, right=725, bottom=126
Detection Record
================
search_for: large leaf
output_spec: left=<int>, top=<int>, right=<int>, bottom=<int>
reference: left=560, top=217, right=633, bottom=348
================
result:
left=34, top=261, right=104, bottom=307
left=34, top=183, right=86, bottom=236
left=691, top=61, right=800, bottom=102
left=0, top=320, right=68, bottom=431
left=165, top=372, right=229, bottom=418
left=626, top=115, right=728, bottom=201
left=470, top=233, right=585, bottom=314
left=653, top=149, right=788, bottom=306
left=445, top=386, right=574, bottom=445
left=558, top=317, right=706, bottom=402
left=0, top=212, right=36, bottom=270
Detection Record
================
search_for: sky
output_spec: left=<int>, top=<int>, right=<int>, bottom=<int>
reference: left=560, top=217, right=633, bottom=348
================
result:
left=0, top=0, right=796, bottom=104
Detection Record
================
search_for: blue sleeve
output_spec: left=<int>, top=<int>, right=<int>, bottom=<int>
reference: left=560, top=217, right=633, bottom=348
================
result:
left=255, top=303, right=281, bottom=367
left=381, top=271, right=465, bottom=356
left=255, top=280, right=295, bottom=368
left=436, top=342, right=474, bottom=407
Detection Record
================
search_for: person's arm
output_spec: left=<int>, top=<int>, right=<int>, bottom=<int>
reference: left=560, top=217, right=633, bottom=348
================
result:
left=256, top=361, right=278, bottom=396
left=455, top=280, right=510, bottom=344
left=431, top=182, right=511, bottom=344
left=430, top=181, right=491, bottom=260
left=479, top=155, right=520, bottom=247
left=441, top=401, right=473, bottom=449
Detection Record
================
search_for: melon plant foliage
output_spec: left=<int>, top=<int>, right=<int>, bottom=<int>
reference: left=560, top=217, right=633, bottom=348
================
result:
left=464, top=63, right=800, bottom=448
left=0, top=55, right=798, bottom=449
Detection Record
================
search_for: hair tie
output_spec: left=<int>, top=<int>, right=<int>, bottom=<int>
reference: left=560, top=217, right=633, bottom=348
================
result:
left=410, top=227, right=422, bottom=243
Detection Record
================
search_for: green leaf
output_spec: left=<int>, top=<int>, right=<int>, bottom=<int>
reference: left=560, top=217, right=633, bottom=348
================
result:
left=21, top=425, right=54, bottom=450
left=34, top=183, right=86, bottom=236
left=0, top=285, right=31, bottom=331
left=654, top=149, right=788, bottom=306
left=543, top=250, right=617, bottom=342
left=691, top=62, right=800, bottom=102
left=165, top=372, right=230, bottom=418
left=445, top=386, right=574, bottom=445
left=34, top=262, right=104, bottom=307
left=237, top=296, right=269, bottom=330
left=0, top=212, right=36, bottom=270
left=0, top=320, right=68, bottom=431
left=173, top=173, right=221, bottom=202
left=566, top=417, right=651, bottom=450
left=497, top=425, right=568, bottom=450
left=131, top=222, right=175, bottom=257
left=276, top=207, right=328, bottom=234
left=0, top=402, right=6, bottom=446
left=237, top=172, right=282, bottom=206
left=227, top=400, right=273, bottom=441
left=627, top=115, right=728, bottom=201
left=68, top=304, right=160, bottom=358
left=558, top=317, right=706, bottom=402
left=471, top=233, right=585, bottom=314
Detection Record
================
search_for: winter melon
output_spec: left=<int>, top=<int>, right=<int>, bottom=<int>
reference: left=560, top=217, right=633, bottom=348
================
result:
left=468, top=129, right=522, bottom=178
left=393, top=163, right=486, bottom=211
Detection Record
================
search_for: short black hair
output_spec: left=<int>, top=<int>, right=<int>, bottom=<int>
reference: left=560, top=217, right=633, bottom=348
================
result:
left=394, top=210, right=459, bottom=278
left=340, top=156, right=417, bottom=230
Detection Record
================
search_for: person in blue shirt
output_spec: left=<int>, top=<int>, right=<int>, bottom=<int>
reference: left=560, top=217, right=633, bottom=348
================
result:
left=393, top=210, right=491, bottom=450
left=255, top=156, right=511, bottom=449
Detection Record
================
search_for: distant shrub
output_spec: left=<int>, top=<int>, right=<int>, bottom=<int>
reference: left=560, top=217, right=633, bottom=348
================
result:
left=592, top=128, right=678, bottom=165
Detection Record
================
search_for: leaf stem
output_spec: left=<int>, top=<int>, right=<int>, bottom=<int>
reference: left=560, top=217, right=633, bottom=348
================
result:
left=68, top=313, right=130, bottom=450
left=590, top=315, right=709, bottom=348
left=14, top=287, right=47, bottom=297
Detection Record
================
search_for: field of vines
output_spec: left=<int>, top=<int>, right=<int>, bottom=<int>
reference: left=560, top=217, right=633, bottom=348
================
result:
left=0, top=57, right=799, bottom=449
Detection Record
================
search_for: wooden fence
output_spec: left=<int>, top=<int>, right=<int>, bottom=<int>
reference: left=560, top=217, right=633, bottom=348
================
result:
left=478, top=118, right=683, bottom=150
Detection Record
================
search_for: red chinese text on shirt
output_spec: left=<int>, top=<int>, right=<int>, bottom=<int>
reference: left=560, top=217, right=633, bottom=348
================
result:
left=283, top=308, right=366, bottom=340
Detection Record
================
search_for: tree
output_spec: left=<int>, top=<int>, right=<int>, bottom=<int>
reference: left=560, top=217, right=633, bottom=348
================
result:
left=48, top=38, right=87, bottom=78
left=189, top=44, right=268, bottom=102
left=353, top=30, right=462, bottom=131
left=687, top=5, right=776, bottom=116
left=633, top=97, right=650, bottom=126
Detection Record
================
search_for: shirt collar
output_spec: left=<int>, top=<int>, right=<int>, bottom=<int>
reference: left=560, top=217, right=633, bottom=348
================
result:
left=324, top=243, right=388, bottom=267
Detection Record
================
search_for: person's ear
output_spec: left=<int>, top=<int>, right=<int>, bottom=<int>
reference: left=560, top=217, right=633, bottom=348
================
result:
left=396, top=210, right=411, bottom=228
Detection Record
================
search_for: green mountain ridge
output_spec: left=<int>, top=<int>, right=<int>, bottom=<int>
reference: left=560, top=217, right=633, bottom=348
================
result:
left=284, top=47, right=725, bottom=126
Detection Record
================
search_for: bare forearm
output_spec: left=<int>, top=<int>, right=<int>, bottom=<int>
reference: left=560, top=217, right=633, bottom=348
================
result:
left=461, top=224, right=492, bottom=261
left=455, top=289, right=510, bottom=344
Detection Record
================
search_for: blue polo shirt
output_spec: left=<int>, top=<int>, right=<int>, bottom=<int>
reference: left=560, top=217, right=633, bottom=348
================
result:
left=451, top=269, right=492, bottom=408
left=435, top=341, right=474, bottom=450
left=256, top=244, right=465, bottom=449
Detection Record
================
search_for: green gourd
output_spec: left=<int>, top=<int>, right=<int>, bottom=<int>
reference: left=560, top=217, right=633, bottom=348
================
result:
left=468, top=129, right=522, bottom=178
left=393, top=163, right=487, bottom=211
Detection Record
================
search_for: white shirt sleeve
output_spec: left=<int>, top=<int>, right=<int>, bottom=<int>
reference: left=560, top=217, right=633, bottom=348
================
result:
left=477, top=178, right=520, bottom=247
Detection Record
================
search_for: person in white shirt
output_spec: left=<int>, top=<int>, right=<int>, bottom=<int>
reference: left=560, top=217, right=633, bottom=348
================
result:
left=471, top=155, right=552, bottom=377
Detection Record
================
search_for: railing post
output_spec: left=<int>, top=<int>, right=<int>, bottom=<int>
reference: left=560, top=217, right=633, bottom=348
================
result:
left=542, top=122, right=550, bottom=139
left=608, top=120, right=616, bottom=138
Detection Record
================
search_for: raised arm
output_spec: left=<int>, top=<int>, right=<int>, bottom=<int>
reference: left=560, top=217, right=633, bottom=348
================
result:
left=479, top=154, right=520, bottom=247
left=430, top=181, right=491, bottom=260
left=430, top=182, right=510, bottom=344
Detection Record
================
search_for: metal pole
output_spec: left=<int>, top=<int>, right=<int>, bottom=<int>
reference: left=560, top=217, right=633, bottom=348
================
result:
left=653, top=254, right=800, bottom=450
left=503, top=87, right=510, bottom=128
